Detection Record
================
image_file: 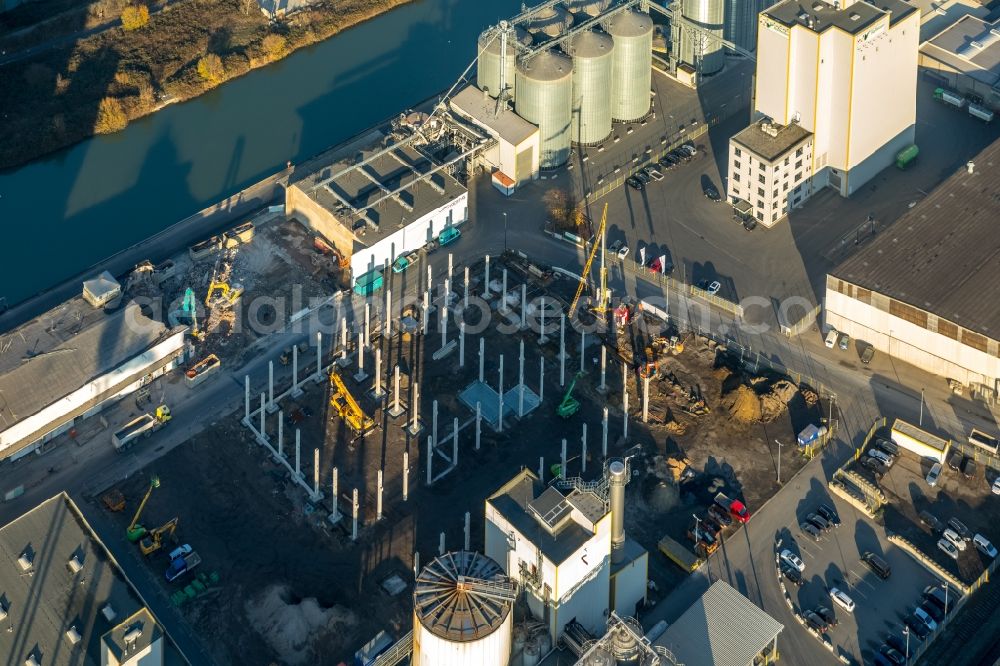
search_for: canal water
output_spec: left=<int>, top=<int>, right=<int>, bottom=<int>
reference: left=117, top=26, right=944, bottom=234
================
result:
left=0, top=0, right=522, bottom=306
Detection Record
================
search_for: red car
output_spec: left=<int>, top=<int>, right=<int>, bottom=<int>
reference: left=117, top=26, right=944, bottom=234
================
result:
left=729, top=499, right=751, bottom=523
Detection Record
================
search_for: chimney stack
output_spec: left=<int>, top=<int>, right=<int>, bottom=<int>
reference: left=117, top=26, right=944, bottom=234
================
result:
left=609, top=460, right=627, bottom=562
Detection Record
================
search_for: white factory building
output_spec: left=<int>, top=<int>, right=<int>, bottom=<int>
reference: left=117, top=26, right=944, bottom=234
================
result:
left=0, top=297, right=186, bottom=463
left=727, top=0, right=920, bottom=226
left=825, top=138, right=1000, bottom=403
left=484, top=462, right=648, bottom=649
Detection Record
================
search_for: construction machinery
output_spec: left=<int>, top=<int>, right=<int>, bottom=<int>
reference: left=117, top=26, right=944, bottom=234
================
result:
left=181, top=288, right=203, bottom=340
left=139, top=517, right=179, bottom=556
left=127, top=476, right=160, bottom=542
left=329, top=371, right=376, bottom=435
left=112, top=405, right=171, bottom=452
left=568, top=203, right=610, bottom=317
left=205, top=280, right=244, bottom=307
left=557, top=372, right=586, bottom=418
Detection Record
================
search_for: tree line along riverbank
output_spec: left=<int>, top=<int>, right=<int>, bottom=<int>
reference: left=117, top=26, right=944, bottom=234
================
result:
left=0, top=0, right=414, bottom=170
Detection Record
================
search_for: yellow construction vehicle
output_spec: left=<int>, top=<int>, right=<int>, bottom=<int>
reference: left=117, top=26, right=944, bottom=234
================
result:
left=568, top=203, right=610, bottom=317
left=329, top=371, right=376, bottom=435
left=205, top=281, right=244, bottom=307
left=126, top=476, right=160, bottom=542
left=139, top=517, right=179, bottom=556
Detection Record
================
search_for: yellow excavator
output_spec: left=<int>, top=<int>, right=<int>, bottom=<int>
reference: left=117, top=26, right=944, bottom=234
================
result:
left=139, top=517, right=179, bottom=556
left=205, top=281, right=243, bottom=306
left=329, top=371, right=376, bottom=436
left=126, top=476, right=160, bottom=542
left=568, top=203, right=610, bottom=317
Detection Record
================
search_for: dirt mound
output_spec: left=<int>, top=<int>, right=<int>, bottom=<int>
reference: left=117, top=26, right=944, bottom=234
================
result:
left=647, top=481, right=680, bottom=512
left=246, top=584, right=357, bottom=665
left=760, top=379, right=798, bottom=422
left=801, top=386, right=819, bottom=407
left=723, top=384, right=761, bottom=423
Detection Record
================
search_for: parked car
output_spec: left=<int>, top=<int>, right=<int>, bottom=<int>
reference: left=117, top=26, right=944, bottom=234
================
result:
left=706, top=280, right=722, bottom=296
left=904, top=615, right=931, bottom=639
left=817, top=504, right=841, bottom=527
left=703, top=184, right=721, bottom=201
left=861, top=552, right=892, bottom=579
left=974, top=533, right=998, bottom=558
left=799, top=522, right=822, bottom=541
left=874, top=438, right=899, bottom=456
left=168, top=544, right=193, bottom=561
left=708, top=504, right=733, bottom=527
left=947, top=451, right=963, bottom=471
left=879, top=645, right=906, bottom=665
left=617, top=245, right=630, bottom=260
left=948, top=517, right=972, bottom=540
left=868, top=448, right=895, bottom=467
left=634, top=171, right=651, bottom=184
left=938, top=538, right=960, bottom=560
left=825, top=329, right=839, bottom=348
left=742, top=217, right=758, bottom=231
left=942, top=529, right=967, bottom=551
left=815, top=606, right=838, bottom=627
left=806, top=513, right=831, bottom=532
left=923, top=585, right=953, bottom=612
left=829, top=587, right=855, bottom=612
left=920, top=601, right=945, bottom=624
left=780, top=549, right=805, bottom=572
left=626, top=176, right=644, bottom=190
left=919, top=510, right=944, bottom=533
left=644, top=167, right=664, bottom=181
left=861, top=456, right=889, bottom=476
left=803, top=610, right=828, bottom=633
left=914, top=606, right=938, bottom=631
left=992, top=477, right=1000, bottom=495
left=926, top=462, right=942, bottom=487
left=963, top=457, right=978, bottom=479
left=680, top=143, right=697, bottom=156
left=838, top=333, right=850, bottom=351
left=780, top=562, right=803, bottom=586
left=885, top=634, right=907, bottom=655
left=609, top=240, right=623, bottom=255
left=860, top=345, right=876, bottom=364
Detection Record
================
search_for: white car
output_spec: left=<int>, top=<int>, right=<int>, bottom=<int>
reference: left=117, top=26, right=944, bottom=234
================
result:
left=868, top=449, right=895, bottom=466
left=914, top=606, right=938, bottom=631
left=943, top=528, right=967, bottom=551
left=974, top=534, right=997, bottom=558
left=617, top=245, right=630, bottom=260
left=168, top=544, right=192, bottom=561
left=938, top=538, right=959, bottom=560
left=825, top=329, right=839, bottom=348
left=926, top=462, right=942, bottom=487
left=780, top=549, right=805, bottom=572
left=992, top=477, right=1000, bottom=495
left=829, top=587, right=855, bottom=612
left=707, top=281, right=722, bottom=296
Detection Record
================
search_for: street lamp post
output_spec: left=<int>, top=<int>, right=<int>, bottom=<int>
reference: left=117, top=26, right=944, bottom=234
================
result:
left=775, top=439, right=783, bottom=484
left=503, top=212, right=508, bottom=251
left=919, top=388, right=925, bottom=426
left=943, top=582, right=949, bottom=616
left=693, top=513, right=701, bottom=541
left=903, top=625, right=910, bottom=664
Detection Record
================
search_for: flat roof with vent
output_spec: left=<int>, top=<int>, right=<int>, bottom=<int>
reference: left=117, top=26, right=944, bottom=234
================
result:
left=831, top=137, right=1000, bottom=340
left=0, top=493, right=178, bottom=666
left=730, top=120, right=812, bottom=162
left=923, top=15, right=1000, bottom=86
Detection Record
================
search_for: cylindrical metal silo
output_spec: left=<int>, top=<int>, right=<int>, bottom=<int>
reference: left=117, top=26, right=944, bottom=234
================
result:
left=606, top=10, right=654, bottom=122
left=412, top=551, right=515, bottom=666
left=564, top=0, right=611, bottom=18
left=526, top=5, right=573, bottom=41
left=680, top=0, right=725, bottom=75
left=568, top=30, right=614, bottom=144
left=477, top=23, right=532, bottom=101
left=515, top=50, right=573, bottom=168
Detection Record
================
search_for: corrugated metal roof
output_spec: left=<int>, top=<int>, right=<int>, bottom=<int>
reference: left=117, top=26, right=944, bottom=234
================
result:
left=413, top=551, right=514, bottom=642
left=656, top=581, right=784, bottom=666
left=831, top=137, right=1000, bottom=340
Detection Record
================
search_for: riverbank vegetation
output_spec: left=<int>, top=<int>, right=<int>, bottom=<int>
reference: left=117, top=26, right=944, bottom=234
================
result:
left=0, top=0, right=413, bottom=169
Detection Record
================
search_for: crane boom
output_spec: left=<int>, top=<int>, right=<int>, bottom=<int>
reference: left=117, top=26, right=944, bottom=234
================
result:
left=568, top=203, right=609, bottom=317
left=329, top=371, right=376, bottom=435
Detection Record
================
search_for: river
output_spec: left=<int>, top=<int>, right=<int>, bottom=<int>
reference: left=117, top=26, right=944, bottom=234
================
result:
left=0, top=0, right=523, bottom=306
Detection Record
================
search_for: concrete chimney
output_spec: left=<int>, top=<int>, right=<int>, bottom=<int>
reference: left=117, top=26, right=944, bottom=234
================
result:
left=609, top=460, right=627, bottom=562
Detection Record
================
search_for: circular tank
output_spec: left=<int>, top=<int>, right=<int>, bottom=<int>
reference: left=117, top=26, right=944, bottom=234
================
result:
left=522, top=639, right=540, bottom=666
left=527, top=5, right=574, bottom=40
left=565, top=0, right=611, bottom=18
left=515, top=50, right=574, bottom=168
left=578, top=646, right=616, bottom=665
left=411, top=551, right=514, bottom=666
left=567, top=30, right=614, bottom=144
left=680, top=0, right=725, bottom=75
left=606, top=10, right=654, bottom=122
left=477, top=23, right=532, bottom=101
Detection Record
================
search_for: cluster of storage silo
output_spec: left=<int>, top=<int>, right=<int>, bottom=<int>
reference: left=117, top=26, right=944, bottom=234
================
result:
left=475, top=3, right=654, bottom=169
left=677, top=0, right=725, bottom=75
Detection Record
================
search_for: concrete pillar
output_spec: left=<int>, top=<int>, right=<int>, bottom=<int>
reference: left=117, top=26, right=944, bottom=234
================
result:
left=539, top=456, right=545, bottom=483
left=332, top=467, right=340, bottom=520
left=561, top=439, right=567, bottom=479
left=464, top=266, right=470, bottom=309
left=244, top=375, right=250, bottom=422
left=339, top=317, right=349, bottom=365
left=277, top=412, right=284, bottom=458
left=354, top=331, right=367, bottom=382
left=439, top=532, right=446, bottom=556
left=413, top=552, right=420, bottom=578
left=385, top=289, right=392, bottom=337
left=315, top=331, right=323, bottom=382
left=259, top=393, right=266, bottom=439
left=580, top=330, right=586, bottom=373
left=643, top=375, right=650, bottom=423
left=539, top=297, right=548, bottom=344
left=410, top=384, right=421, bottom=435
left=373, top=348, right=384, bottom=398
left=484, top=255, right=491, bottom=296
left=500, top=269, right=509, bottom=314
left=582, top=423, right=588, bottom=474
left=390, top=365, right=403, bottom=417
left=459, top=322, right=466, bottom=367
left=313, top=448, right=320, bottom=498
left=440, top=307, right=448, bottom=349
left=292, top=345, right=299, bottom=393
left=521, top=283, right=527, bottom=330
left=448, top=253, right=453, bottom=278
left=364, top=303, right=371, bottom=349
left=479, top=338, right=485, bottom=383
left=498, top=355, right=504, bottom=433
left=422, top=290, right=430, bottom=335
left=599, top=345, right=607, bottom=392
left=432, top=399, right=439, bottom=448
left=427, top=436, right=433, bottom=486
left=452, top=417, right=459, bottom=468
left=518, top=340, right=525, bottom=418
left=295, top=429, right=301, bottom=478
left=560, top=314, right=566, bottom=387
left=403, top=452, right=409, bottom=502
left=475, top=402, right=481, bottom=450
left=351, top=488, right=359, bottom=541
left=427, top=264, right=433, bottom=293
left=377, top=469, right=383, bottom=521
left=623, top=390, right=629, bottom=440
left=602, top=407, right=609, bottom=458
left=464, top=511, right=471, bottom=551
left=444, top=278, right=451, bottom=311
left=539, top=357, right=545, bottom=403
left=268, top=361, right=275, bottom=410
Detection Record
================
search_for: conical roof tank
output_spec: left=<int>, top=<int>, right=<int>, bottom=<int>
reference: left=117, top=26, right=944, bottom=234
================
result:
left=515, top=50, right=574, bottom=168
left=477, top=23, right=532, bottom=101
left=567, top=30, right=614, bottom=145
left=527, top=5, right=574, bottom=41
left=680, top=0, right=725, bottom=75
left=606, top=10, right=654, bottom=122
left=565, top=0, right=612, bottom=18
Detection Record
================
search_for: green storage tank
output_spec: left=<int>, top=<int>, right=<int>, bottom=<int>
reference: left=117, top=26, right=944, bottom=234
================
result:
left=896, top=144, right=919, bottom=169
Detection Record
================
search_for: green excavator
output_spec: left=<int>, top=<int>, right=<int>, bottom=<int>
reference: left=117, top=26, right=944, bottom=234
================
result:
left=126, top=476, right=160, bottom=542
left=557, top=372, right=586, bottom=418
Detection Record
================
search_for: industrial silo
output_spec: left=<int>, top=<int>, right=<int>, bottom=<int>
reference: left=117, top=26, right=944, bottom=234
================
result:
left=606, top=10, right=654, bottom=122
left=680, top=0, right=725, bottom=75
left=412, top=551, right=516, bottom=666
left=565, top=0, right=611, bottom=18
left=477, top=22, right=532, bottom=101
left=567, top=30, right=614, bottom=144
left=526, top=5, right=573, bottom=41
left=515, top=50, right=574, bottom=168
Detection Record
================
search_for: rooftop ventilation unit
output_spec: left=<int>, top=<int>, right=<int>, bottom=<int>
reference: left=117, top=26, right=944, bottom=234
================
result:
left=66, top=626, right=82, bottom=645
left=17, top=552, right=33, bottom=572
left=971, top=40, right=985, bottom=49
left=25, top=656, right=40, bottom=666
left=68, top=556, right=83, bottom=574
left=101, top=604, right=117, bottom=622
left=124, top=625, right=143, bottom=645
left=812, top=2, right=824, bottom=10
left=850, top=12, right=861, bottom=20
left=0, top=604, right=7, bottom=621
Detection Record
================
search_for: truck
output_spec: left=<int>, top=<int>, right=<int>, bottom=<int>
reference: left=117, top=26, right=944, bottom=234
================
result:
left=165, top=551, right=202, bottom=582
left=112, top=405, right=171, bottom=451
left=714, top=492, right=751, bottom=523
left=797, top=424, right=829, bottom=447
left=934, top=87, right=966, bottom=108
left=353, top=269, right=384, bottom=296
left=969, top=103, right=995, bottom=123
left=969, top=428, right=1000, bottom=455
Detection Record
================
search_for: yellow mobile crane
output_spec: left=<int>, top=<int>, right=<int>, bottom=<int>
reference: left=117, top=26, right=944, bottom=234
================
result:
left=139, top=517, right=179, bottom=556
left=126, top=476, right=160, bottom=542
left=568, top=203, right=610, bottom=317
left=329, top=371, right=376, bottom=436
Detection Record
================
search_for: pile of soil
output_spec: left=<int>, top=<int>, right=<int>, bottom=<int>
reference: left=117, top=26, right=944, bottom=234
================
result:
left=723, top=376, right=799, bottom=423
left=723, top=384, right=762, bottom=423
left=759, top=379, right=798, bottom=422
left=245, top=584, right=357, bottom=666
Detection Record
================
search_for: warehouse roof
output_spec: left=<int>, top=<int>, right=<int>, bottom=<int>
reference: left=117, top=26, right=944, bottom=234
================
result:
left=451, top=85, right=539, bottom=146
left=0, top=494, right=163, bottom=666
left=0, top=302, right=170, bottom=433
left=831, top=138, right=1000, bottom=340
left=731, top=120, right=812, bottom=162
left=656, top=581, right=784, bottom=666
left=922, top=15, right=1000, bottom=86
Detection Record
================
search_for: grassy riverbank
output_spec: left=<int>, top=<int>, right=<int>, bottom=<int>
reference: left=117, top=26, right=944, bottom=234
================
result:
left=0, top=0, right=413, bottom=170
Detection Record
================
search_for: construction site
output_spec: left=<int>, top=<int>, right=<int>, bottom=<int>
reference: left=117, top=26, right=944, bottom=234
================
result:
left=96, top=212, right=827, bottom=663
